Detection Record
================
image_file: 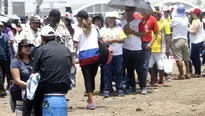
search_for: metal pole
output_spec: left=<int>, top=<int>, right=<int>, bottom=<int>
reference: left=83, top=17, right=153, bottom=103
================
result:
left=0, top=0, right=2, bottom=14
left=4, top=0, right=8, bottom=15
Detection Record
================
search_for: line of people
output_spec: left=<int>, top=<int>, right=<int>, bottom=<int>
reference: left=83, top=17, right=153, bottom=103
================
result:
left=0, top=3, right=205, bottom=115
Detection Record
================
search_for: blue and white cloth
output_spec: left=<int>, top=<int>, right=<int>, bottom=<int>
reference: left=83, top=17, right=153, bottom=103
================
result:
left=26, top=73, right=40, bottom=100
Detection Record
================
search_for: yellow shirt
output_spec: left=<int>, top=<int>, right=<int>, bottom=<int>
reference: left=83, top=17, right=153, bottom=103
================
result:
left=100, top=26, right=127, bottom=55
left=152, top=19, right=171, bottom=52
left=165, top=17, right=171, bottom=25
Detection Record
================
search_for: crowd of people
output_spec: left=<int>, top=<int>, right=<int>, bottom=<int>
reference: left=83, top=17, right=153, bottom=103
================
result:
left=0, top=2, right=205, bottom=116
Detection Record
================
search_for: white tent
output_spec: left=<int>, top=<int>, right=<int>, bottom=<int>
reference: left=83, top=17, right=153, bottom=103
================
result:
left=154, top=0, right=198, bottom=9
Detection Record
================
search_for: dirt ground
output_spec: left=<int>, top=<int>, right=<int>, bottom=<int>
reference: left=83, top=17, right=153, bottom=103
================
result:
left=1, top=64, right=205, bottom=116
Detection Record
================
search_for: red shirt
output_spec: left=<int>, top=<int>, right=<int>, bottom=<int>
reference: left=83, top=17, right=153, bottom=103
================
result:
left=138, top=20, right=145, bottom=32
left=141, top=15, right=159, bottom=42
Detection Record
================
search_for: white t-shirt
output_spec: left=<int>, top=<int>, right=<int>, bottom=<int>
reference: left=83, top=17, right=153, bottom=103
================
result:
left=121, top=19, right=142, bottom=51
left=19, top=27, right=41, bottom=47
left=100, top=26, right=126, bottom=56
left=189, top=19, right=204, bottom=44
left=170, top=16, right=189, bottom=40
left=73, top=25, right=99, bottom=55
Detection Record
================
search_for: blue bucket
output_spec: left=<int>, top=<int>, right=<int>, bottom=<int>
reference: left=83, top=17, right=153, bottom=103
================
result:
left=42, top=95, right=67, bottom=116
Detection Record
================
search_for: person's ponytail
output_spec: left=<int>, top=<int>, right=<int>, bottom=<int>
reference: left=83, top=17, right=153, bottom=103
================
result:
left=78, top=18, right=92, bottom=37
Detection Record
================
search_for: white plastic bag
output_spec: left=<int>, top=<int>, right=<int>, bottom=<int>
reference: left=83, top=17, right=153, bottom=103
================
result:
left=70, top=66, right=76, bottom=88
left=164, top=58, right=173, bottom=74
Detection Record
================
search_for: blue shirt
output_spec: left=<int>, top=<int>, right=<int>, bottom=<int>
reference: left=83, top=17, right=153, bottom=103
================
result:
left=0, top=34, right=14, bottom=61
left=10, top=58, right=33, bottom=91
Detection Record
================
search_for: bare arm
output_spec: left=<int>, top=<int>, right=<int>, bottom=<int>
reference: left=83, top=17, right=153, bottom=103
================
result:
left=131, top=30, right=146, bottom=37
left=149, top=31, right=159, bottom=46
left=112, top=38, right=124, bottom=43
left=165, top=34, right=171, bottom=57
left=10, top=68, right=27, bottom=89
left=123, top=24, right=146, bottom=37
left=189, top=21, right=200, bottom=35
left=73, top=41, right=78, bottom=54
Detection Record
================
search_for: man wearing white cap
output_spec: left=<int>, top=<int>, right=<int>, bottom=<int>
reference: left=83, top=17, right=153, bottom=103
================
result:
left=163, top=6, right=171, bottom=24
left=33, top=26, right=72, bottom=115
left=19, top=15, right=41, bottom=47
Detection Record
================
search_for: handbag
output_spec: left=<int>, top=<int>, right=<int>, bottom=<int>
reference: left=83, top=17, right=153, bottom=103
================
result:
left=95, top=27, right=113, bottom=65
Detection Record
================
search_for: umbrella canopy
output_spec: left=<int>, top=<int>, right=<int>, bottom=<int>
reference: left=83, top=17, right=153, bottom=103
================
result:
left=108, top=0, right=153, bottom=13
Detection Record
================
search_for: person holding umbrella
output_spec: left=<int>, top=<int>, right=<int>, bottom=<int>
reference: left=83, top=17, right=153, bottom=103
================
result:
left=107, top=0, right=155, bottom=95
left=121, top=6, right=146, bottom=94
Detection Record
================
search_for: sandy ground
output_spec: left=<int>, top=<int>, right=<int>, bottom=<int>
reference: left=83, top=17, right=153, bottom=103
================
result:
left=1, top=64, right=205, bottom=116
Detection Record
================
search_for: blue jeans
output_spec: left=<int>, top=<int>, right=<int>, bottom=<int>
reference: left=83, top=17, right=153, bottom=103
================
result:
left=100, top=66, right=104, bottom=93
left=103, top=55, right=123, bottom=92
left=141, top=42, right=151, bottom=88
left=203, top=50, right=205, bottom=64
left=123, top=49, right=144, bottom=89
left=191, top=42, right=203, bottom=75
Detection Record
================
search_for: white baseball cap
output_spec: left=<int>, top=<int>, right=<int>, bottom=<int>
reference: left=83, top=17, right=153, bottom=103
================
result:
left=40, top=26, right=55, bottom=37
left=163, top=6, right=170, bottom=12
left=105, top=11, right=119, bottom=18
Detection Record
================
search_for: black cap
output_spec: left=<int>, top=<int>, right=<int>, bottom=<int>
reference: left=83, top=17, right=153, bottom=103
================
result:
left=19, top=39, right=34, bottom=47
left=30, top=16, right=40, bottom=23
left=75, top=10, right=89, bottom=19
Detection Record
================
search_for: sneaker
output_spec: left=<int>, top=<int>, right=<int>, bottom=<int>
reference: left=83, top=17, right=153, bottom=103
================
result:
left=85, top=103, right=95, bottom=110
left=128, top=87, right=136, bottom=94
left=99, top=92, right=103, bottom=96
left=0, top=90, right=7, bottom=97
left=103, top=91, right=109, bottom=98
left=141, top=88, right=147, bottom=95
left=118, top=90, right=125, bottom=97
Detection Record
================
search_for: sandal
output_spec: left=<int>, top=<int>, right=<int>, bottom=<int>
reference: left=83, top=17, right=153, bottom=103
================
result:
left=157, top=82, right=164, bottom=87
left=150, top=80, right=158, bottom=87
left=185, top=74, right=191, bottom=79
left=173, top=75, right=185, bottom=80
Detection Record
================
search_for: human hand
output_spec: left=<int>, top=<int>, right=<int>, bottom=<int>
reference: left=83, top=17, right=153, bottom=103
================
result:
left=146, top=43, right=152, bottom=50
left=166, top=50, right=170, bottom=58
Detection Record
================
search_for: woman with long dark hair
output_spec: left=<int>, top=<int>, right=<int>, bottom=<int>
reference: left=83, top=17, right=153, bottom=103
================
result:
left=188, top=8, right=204, bottom=77
left=73, top=10, right=99, bottom=110
left=10, top=39, right=34, bottom=115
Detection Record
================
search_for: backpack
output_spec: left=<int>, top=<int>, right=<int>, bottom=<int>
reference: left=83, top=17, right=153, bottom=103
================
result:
left=95, top=27, right=113, bottom=65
